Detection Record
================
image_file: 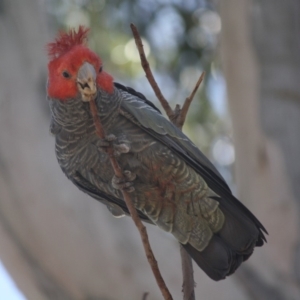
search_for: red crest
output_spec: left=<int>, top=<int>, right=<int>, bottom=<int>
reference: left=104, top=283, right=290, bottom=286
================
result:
left=47, top=26, right=89, bottom=60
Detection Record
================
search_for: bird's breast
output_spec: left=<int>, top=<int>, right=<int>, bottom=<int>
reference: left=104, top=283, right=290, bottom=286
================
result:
left=54, top=112, right=225, bottom=251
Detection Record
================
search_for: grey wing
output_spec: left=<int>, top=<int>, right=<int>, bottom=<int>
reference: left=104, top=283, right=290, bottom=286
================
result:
left=118, top=87, right=267, bottom=237
left=118, top=88, right=230, bottom=191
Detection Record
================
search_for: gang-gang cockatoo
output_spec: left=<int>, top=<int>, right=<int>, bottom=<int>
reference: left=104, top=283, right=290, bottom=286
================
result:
left=47, top=27, right=266, bottom=281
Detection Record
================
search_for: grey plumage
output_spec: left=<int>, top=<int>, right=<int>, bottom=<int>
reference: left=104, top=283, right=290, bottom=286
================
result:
left=49, top=83, right=266, bottom=280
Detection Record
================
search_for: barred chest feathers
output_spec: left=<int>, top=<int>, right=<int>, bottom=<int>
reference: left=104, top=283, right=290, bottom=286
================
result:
left=49, top=87, right=225, bottom=253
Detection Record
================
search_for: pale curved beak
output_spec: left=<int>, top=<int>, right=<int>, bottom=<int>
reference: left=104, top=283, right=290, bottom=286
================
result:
left=77, top=62, right=97, bottom=102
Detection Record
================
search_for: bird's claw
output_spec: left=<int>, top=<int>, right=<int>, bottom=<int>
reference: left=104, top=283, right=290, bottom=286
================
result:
left=123, top=170, right=136, bottom=181
left=112, top=170, right=136, bottom=193
left=96, top=134, right=130, bottom=156
left=113, top=143, right=130, bottom=156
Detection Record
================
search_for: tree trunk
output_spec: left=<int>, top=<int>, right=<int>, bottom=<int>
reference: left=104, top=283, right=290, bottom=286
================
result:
left=220, top=0, right=300, bottom=298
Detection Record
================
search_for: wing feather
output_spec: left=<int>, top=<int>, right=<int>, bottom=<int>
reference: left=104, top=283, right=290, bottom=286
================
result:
left=117, top=84, right=267, bottom=238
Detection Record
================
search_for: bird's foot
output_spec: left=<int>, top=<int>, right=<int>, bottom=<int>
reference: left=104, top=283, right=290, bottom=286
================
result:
left=112, top=170, right=136, bottom=193
left=96, top=134, right=130, bottom=156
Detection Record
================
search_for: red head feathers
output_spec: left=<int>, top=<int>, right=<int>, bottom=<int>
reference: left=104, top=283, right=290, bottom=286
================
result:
left=47, top=26, right=89, bottom=60
left=47, top=26, right=114, bottom=100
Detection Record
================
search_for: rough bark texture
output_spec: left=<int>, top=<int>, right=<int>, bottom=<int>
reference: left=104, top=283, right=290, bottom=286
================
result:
left=220, top=0, right=300, bottom=298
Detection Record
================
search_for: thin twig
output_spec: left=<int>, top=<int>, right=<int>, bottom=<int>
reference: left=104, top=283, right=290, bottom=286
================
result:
left=130, top=23, right=204, bottom=300
left=142, top=292, right=149, bottom=300
left=180, top=245, right=195, bottom=300
left=177, top=72, right=205, bottom=129
left=130, top=23, right=174, bottom=120
left=88, top=98, right=173, bottom=300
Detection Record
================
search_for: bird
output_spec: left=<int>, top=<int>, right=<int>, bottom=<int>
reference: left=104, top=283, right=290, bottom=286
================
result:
left=47, top=26, right=267, bottom=281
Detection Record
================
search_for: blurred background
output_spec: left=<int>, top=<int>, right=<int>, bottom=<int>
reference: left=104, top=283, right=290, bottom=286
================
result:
left=0, top=0, right=299, bottom=299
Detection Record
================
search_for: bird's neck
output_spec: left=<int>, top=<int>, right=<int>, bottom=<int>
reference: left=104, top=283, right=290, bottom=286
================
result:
left=49, top=88, right=121, bottom=130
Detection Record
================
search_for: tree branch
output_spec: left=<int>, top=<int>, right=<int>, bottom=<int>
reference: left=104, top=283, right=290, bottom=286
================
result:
left=142, top=292, right=149, bottom=300
left=177, top=72, right=205, bottom=129
left=180, top=245, right=195, bottom=300
left=130, top=23, right=204, bottom=300
left=130, top=23, right=174, bottom=120
left=88, top=98, right=173, bottom=300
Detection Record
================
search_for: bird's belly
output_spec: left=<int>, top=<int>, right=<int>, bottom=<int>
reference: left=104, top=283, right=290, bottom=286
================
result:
left=122, top=143, right=225, bottom=250
left=55, top=133, right=118, bottom=195
left=56, top=128, right=224, bottom=251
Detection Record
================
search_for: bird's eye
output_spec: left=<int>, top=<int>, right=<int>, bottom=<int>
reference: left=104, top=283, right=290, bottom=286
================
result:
left=62, top=71, right=71, bottom=78
left=99, top=66, right=103, bottom=73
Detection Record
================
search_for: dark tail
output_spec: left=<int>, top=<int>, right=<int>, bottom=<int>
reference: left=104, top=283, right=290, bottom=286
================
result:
left=183, top=196, right=267, bottom=281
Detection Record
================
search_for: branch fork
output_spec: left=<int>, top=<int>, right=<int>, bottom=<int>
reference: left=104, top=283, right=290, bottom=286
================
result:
left=130, top=23, right=204, bottom=131
left=131, top=23, right=203, bottom=300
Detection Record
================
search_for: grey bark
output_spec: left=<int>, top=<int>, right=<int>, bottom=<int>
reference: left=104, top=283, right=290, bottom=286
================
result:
left=220, top=0, right=300, bottom=298
left=251, top=0, right=300, bottom=283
